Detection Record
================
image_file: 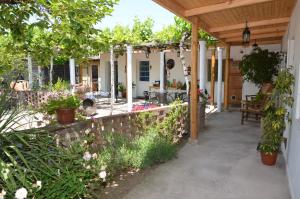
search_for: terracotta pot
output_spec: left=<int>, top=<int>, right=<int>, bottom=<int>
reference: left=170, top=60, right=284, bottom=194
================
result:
left=56, top=108, right=75, bottom=125
left=260, top=151, right=278, bottom=166
left=122, top=92, right=126, bottom=98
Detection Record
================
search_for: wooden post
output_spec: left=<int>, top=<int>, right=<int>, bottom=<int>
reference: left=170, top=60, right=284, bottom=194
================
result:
left=210, top=49, right=216, bottom=105
left=224, top=44, right=230, bottom=110
left=190, top=20, right=199, bottom=142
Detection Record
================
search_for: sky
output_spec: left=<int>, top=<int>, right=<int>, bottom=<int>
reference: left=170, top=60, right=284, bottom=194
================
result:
left=97, top=0, right=175, bottom=31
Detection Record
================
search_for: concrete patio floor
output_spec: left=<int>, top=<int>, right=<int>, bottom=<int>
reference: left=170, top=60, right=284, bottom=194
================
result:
left=124, top=111, right=290, bottom=199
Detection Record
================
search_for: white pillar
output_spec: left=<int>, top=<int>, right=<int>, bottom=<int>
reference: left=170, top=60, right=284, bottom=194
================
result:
left=27, top=55, right=33, bottom=89
left=49, top=56, right=54, bottom=87
left=199, top=40, right=206, bottom=91
left=217, top=47, right=223, bottom=112
left=160, top=51, right=165, bottom=93
left=69, top=58, right=76, bottom=93
left=127, top=46, right=133, bottom=112
left=110, top=47, right=115, bottom=104
left=98, top=54, right=101, bottom=92
left=38, top=65, right=42, bottom=87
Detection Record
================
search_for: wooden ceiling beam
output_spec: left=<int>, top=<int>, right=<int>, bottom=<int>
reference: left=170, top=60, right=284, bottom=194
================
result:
left=225, top=32, right=285, bottom=42
left=184, top=0, right=274, bottom=17
left=209, top=17, right=290, bottom=33
left=230, top=39, right=282, bottom=46
left=218, top=26, right=287, bottom=39
left=153, top=0, right=186, bottom=20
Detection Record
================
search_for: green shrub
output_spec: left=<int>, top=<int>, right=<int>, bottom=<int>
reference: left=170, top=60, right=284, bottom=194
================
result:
left=51, top=78, right=70, bottom=92
left=46, top=95, right=80, bottom=115
left=96, top=132, right=132, bottom=174
left=0, top=93, right=101, bottom=198
left=130, top=129, right=177, bottom=168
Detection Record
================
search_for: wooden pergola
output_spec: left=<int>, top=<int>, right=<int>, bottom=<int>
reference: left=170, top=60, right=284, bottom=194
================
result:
left=153, top=0, right=296, bottom=142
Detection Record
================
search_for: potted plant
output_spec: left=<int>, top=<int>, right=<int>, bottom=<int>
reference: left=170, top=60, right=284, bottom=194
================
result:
left=259, top=66, right=294, bottom=166
left=239, top=47, right=282, bottom=91
left=46, top=95, right=81, bottom=124
left=117, top=83, right=126, bottom=98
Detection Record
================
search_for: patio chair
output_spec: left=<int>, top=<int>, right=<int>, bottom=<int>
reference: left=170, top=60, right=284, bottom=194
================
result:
left=240, top=93, right=270, bottom=125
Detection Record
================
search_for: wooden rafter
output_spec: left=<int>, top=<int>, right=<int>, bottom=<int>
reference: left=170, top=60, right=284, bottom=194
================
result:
left=230, top=39, right=282, bottom=46
left=225, top=31, right=285, bottom=42
left=209, top=17, right=290, bottom=33
left=184, top=0, right=273, bottom=17
left=218, top=26, right=287, bottom=39
left=153, top=0, right=186, bottom=19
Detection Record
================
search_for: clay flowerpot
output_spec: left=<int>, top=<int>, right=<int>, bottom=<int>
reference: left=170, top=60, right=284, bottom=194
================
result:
left=122, top=92, right=126, bottom=98
left=260, top=151, right=278, bottom=166
left=56, top=108, right=75, bottom=125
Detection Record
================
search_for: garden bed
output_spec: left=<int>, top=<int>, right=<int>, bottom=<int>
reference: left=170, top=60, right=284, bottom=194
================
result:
left=0, top=97, right=189, bottom=198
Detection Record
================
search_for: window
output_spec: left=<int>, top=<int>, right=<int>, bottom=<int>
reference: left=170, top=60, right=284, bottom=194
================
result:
left=207, top=59, right=225, bottom=82
left=139, top=61, right=150, bottom=82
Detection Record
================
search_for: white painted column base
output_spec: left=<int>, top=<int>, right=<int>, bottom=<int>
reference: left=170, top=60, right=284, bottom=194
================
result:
left=217, top=47, right=223, bottom=112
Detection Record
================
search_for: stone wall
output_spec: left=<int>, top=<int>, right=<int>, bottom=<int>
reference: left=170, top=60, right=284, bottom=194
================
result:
left=49, top=104, right=189, bottom=147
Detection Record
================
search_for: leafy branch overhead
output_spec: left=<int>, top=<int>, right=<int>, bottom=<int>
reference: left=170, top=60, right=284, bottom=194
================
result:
left=0, top=0, right=120, bottom=60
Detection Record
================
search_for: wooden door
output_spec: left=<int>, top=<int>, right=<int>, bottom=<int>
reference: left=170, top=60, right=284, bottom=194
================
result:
left=229, top=60, right=243, bottom=106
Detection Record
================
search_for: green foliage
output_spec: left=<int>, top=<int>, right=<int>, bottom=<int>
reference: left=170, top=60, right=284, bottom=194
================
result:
left=130, top=129, right=177, bottom=168
left=0, top=35, right=26, bottom=81
left=46, top=95, right=80, bottom=115
left=97, top=17, right=155, bottom=53
left=260, top=66, right=295, bottom=153
left=155, top=16, right=217, bottom=45
left=96, top=101, right=186, bottom=173
left=239, top=47, right=282, bottom=86
left=51, top=78, right=70, bottom=92
left=131, top=17, right=154, bottom=43
left=0, top=0, right=119, bottom=65
left=117, top=83, right=126, bottom=93
left=0, top=93, right=100, bottom=198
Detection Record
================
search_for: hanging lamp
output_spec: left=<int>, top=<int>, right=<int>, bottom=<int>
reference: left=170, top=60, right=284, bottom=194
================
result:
left=242, top=20, right=251, bottom=45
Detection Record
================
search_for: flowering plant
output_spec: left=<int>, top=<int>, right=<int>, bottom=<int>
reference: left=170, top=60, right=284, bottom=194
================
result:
left=198, top=89, right=209, bottom=104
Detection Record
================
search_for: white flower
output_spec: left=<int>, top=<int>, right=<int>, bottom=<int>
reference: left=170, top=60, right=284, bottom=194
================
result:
left=83, top=152, right=92, bottom=161
left=36, top=181, right=42, bottom=189
left=15, top=187, right=28, bottom=199
left=85, top=165, right=91, bottom=170
left=92, top=153, right=98, bottom=159
left=84, top=129, right=91, bottom=135
left=33, top=180, right=42, bottom=189
left=99, top=170, right=107, bottom=181
left=0, top=189, right=7, bottom=199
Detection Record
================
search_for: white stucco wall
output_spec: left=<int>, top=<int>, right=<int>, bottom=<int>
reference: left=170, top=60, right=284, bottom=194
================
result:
left=282, top=0, right=300, bottom=198
left=84, top=44, right=280, bottom=102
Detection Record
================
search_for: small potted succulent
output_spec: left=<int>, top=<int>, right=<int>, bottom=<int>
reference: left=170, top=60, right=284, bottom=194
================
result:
left=46, top=95, right=80, bottom=124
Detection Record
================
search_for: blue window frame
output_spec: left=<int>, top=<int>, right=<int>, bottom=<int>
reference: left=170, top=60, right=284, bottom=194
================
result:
left=139, top=61, right=150, bottom=82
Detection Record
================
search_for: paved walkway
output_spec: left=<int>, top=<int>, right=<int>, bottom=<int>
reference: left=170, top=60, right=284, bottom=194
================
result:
left=124, top=112, right=290, bottom=199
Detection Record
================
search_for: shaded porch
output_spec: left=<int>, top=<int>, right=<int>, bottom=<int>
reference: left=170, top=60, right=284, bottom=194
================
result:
left=123, top=111, right=289, bottom=199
